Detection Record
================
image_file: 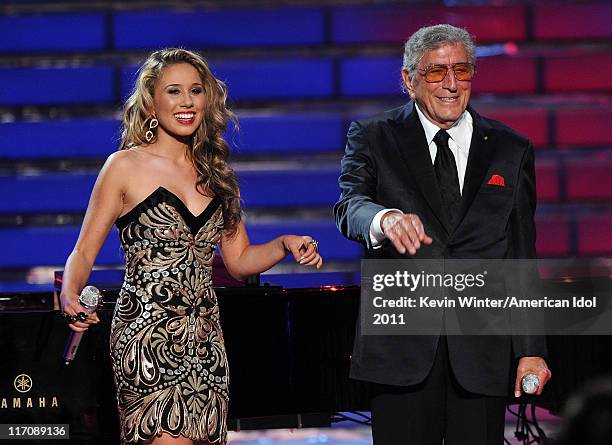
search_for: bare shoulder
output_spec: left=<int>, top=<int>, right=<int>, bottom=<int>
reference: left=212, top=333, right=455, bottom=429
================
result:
left=90, top=150, right=140, bottom=198
left=101, top=149, right=147, bottom=182
left=103, top=148, right=164, bottom=200
left=104, top=149, right=139, bottom=172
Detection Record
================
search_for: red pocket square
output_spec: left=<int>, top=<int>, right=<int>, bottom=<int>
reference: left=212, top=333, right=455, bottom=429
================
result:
left=487, top=174, right=505, bottom=187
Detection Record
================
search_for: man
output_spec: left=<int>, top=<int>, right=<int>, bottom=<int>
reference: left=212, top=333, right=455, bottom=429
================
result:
left=334, top=24, right=552, bottom=444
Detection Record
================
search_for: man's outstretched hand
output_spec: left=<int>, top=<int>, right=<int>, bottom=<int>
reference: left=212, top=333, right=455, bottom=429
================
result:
left=381, top=211, right=433, bottom=255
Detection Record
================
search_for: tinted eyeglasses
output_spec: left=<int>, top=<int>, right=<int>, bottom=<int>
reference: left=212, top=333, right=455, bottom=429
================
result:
left=417, top=63, right=475, bottom=83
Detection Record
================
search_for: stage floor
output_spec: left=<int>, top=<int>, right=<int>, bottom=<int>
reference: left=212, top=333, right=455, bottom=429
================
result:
left=227, top=407, right=561, bottom=444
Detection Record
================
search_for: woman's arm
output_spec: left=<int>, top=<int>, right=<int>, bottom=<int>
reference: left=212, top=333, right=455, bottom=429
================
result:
left=219, top=222, right=322, bottom=282
left=60, top=152, right=131, bottom=332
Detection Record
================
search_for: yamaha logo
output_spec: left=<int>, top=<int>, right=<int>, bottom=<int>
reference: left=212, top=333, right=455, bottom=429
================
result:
left=14, top=374, right=33, bottom=393
left=1, top=374, right=58, bottom=410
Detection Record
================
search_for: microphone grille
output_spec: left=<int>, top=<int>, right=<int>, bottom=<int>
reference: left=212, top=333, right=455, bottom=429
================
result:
left=79, top=286, right=102, bottom=312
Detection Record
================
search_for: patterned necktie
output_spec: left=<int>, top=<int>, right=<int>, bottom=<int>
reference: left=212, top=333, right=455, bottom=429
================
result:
left=433, top=129, right=461, bottom=228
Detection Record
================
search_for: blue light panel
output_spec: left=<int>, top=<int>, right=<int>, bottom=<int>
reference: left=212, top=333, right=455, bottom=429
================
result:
left=113, top=7, right=324, bottom=49
left=0, top=67, right=115, bottom=105
left=0, top=13, right=106, bottom=52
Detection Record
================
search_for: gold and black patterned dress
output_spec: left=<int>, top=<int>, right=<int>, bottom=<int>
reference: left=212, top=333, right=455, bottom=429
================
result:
left=111, top=186, right=228, bottom=444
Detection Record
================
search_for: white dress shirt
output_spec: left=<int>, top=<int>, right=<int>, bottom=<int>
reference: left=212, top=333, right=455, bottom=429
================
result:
left=369, top=104, right=473, bottom=247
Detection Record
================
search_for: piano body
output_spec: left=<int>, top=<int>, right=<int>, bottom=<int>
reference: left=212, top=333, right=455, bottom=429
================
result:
left=0, top=263, right=370, bottom=443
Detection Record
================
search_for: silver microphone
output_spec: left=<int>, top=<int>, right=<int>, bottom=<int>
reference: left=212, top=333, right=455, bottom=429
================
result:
left=521, top=373, right=540, bottom=394
left=63, top=286, right=103, bottom=365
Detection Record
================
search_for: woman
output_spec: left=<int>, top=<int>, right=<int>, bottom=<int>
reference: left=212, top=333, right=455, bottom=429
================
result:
left=60, top=48, right=322, bottom=445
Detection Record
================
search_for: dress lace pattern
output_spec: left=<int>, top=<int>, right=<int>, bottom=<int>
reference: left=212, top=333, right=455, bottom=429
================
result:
left=111, top=187, right=228, bottom=444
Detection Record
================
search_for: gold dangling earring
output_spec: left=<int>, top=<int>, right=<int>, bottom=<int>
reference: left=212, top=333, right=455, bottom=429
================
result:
left=145, top=115, right=158, bottom=143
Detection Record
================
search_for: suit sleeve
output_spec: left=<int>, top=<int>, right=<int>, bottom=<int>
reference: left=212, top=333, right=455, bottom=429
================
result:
left=333, top=121, right=386, bottom=249
left=508, top=143, right=548, bottom=359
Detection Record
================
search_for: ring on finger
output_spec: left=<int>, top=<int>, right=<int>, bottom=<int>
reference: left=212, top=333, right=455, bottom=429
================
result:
left=76, top=312, right=89, bottom=322
left=308, top=239, right=319, bottom=252
left=63, top=313, right=76, bottom=324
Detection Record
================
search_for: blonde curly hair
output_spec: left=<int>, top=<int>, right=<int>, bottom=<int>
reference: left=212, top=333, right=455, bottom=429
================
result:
left=119, top=48, right=241, bottom=234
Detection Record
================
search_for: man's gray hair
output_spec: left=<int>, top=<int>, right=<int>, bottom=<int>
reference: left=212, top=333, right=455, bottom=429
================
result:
left=402, top=24, right=476, bottom=81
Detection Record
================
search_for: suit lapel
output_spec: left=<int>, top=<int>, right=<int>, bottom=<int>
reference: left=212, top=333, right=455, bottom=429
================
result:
left=391, top=103, right=452, bottom=234
left=456, top=108, right=493, bottom=228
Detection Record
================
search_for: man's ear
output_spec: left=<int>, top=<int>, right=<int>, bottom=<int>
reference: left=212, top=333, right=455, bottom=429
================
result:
left=401, top=69, right=415, bottom=100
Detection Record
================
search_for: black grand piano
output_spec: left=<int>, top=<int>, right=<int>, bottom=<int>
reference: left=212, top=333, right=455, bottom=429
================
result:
left=0, top=261, right=611, bottom=444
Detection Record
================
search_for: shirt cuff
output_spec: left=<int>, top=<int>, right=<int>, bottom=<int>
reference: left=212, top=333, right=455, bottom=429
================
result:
left=369, top=208, right=403, bottom=249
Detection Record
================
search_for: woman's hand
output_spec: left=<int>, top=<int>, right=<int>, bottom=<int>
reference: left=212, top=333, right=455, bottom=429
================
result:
left=60, top=292, right=100, bottom=333
left=220, top=225, right=324, bottom=280
left=282, top=235, right=323, bottom=269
